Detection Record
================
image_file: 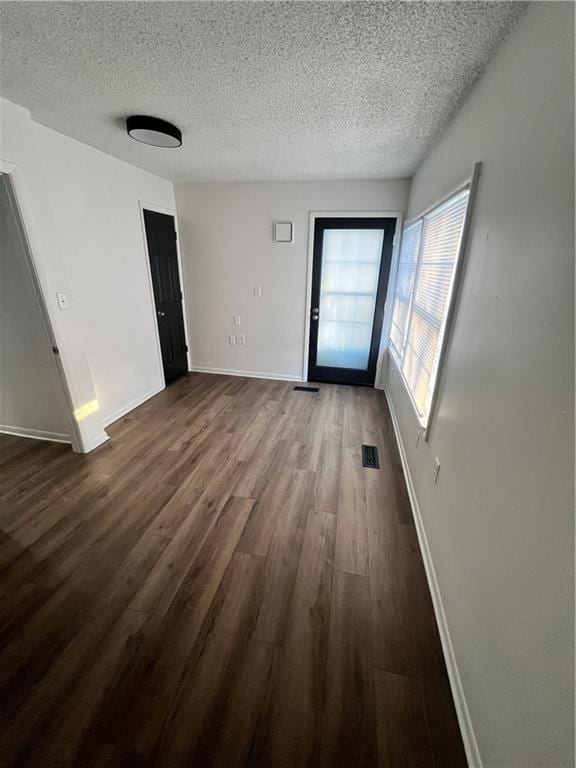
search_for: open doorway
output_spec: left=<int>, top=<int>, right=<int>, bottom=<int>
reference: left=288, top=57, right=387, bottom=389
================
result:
left=0, top=173, right=78, bottom=448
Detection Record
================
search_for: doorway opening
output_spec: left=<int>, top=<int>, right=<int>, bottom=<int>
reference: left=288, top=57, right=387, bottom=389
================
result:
left=307, top=216, right=396, bottom=386
left=0, top=171, right=80, bottom=449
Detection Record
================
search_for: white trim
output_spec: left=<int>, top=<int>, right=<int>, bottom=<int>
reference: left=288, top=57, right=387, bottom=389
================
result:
left=303, top=210, right=404, bottom=383
left=102, top=381, right=166, bottom=428
left=404, top=171, right=474, bottom=228
left=424, top=162, right=481, bottom=441
left=383, top=385, right=482, bottom=768
left=385, top=165, right=482, bottom=439
left=376, top=211, right=404, bottom=389
left=82, top=430, right=110, bottom=453
left=190, top=365, right=303, bottom=383
left=0, top=167, right=85, bottom=453
left=0, top=159, right=17, bottom=174
left=388, top=349, right=428, bottom=429
left=138, top=200, right=192, bottom=379
left=0, top=425, right=71, bottom=444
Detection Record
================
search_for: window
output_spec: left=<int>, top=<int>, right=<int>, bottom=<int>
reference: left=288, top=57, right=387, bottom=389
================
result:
left=389, top=187, right=471, bottom=427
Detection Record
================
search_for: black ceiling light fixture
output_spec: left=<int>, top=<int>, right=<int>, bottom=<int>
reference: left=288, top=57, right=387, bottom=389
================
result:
left=126, top=115, right=182, bottom=148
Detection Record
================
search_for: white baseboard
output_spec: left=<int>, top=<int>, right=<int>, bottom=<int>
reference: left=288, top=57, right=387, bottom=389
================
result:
left=102, top=381, right=165, bottom=428
left=0, top=424, right=71, bottom=444
left=82, top=430, right=110, bottom=453
left=383, top=386, right=482, bottom=768
left=189, top=365, right=304, bottom=383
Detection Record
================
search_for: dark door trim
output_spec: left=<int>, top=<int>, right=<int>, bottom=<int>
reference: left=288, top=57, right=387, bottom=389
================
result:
left=305, top=213, right=398, bottom=387
left=140, top=202, right=190, bottom=384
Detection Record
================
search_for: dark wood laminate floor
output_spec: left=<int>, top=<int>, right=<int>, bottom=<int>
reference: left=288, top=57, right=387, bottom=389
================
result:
left=0, top=373, right=466, bottom=768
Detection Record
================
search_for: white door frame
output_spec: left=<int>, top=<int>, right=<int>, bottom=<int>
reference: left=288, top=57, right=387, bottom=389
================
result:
left=0, top=160, right=83, bottom=452
left=302, top=210, right=404, bottom=386
left=138, top=201, right=192, bottom=385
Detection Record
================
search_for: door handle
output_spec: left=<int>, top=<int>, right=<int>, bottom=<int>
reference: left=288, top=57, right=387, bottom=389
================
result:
left=157, top=311, right=165, bottom=317
left=311, top=307, right=319, bottom=321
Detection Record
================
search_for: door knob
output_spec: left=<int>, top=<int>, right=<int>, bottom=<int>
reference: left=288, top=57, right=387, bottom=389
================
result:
left=157, top=311, right=165, bottom=317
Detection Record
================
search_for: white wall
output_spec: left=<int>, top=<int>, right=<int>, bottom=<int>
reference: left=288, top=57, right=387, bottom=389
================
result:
left=0, top=98, right=176, bottom=440
left=383, top=4, right=574, bottom=767
left=175, top=180, right=410, bottom=380
left=0, top=175, right=71, bottom=440
left=36, top=125, right=176, bottom=426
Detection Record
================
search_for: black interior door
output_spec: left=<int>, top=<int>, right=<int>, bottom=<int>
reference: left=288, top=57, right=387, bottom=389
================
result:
left=307, top=217, right=396, bottom=386
left=143, top=209, right=188, bottom=385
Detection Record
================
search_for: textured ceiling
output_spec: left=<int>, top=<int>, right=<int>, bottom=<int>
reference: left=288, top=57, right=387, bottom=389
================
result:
left=0, top=1, right=526, bottom=182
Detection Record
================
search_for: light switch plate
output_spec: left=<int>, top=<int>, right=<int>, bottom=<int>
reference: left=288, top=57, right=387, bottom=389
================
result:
left=56, top=292, right=69, bottom=310
left=253, top=285, right=262, bottom=297
left=229, top=335, right=236, bottom=345
left=235, top=334, right=246, bottom=345
left=273, top=221, right=293, bottom=243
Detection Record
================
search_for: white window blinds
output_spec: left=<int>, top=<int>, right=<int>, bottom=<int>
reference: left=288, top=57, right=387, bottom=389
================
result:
left=390, top=188, right=470, bottom=424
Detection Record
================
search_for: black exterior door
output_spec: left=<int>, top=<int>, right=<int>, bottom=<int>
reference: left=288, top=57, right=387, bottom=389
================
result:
left=307, top=217, right=396, bottom=386
left=143, top=209, right=188, bottom=385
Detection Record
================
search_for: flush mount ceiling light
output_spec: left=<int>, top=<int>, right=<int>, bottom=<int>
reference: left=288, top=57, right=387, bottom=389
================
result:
left=126, top=115, right=182, bottom=148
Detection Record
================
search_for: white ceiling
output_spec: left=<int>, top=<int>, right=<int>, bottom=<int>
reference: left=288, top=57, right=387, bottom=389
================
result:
left=0, top=1, right=526, bottom=183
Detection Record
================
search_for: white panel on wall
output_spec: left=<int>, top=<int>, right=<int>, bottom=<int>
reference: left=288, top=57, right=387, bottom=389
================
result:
left=273, top=220, right=293, bottom=243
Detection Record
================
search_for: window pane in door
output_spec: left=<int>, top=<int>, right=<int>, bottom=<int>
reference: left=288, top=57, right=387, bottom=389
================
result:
left=316, top=228, right=385, bottom=369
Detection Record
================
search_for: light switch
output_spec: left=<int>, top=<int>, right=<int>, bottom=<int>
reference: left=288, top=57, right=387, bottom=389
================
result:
left=229, top=335, right=236, bottom=345
left=433, top=457, right=441, bottom=484
left=233, top=315, right=241, bottom=326
left=56, top=292, right=69, bottom=310
left=235, top=334, right=246, bottom=345
left=253, top=285, right=262, bottom=297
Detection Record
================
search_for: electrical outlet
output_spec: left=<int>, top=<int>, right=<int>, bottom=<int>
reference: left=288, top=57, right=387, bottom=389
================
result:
left=253, top=285, right=262, bottom=297
left=433, top=457, right=441, bottom=484
left=228, top=335, right=236, bottom=345
left=233, top=315, right=241, bottom=326
left=235, top=334, right=246, bottom=345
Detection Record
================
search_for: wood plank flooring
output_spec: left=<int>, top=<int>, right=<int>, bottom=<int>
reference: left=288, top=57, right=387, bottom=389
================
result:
left=0, top=373, right=466, bottom=767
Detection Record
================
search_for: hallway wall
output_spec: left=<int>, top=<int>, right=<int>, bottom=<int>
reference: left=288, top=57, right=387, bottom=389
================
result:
left=383, top=4, right=574, bottom=765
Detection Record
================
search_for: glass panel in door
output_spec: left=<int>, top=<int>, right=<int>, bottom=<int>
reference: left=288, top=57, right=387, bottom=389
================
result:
left=316, top=228, right=385, bottom=369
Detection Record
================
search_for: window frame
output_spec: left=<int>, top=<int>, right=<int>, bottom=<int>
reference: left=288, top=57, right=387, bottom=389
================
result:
left=389, top=162, right=481, bottom=440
